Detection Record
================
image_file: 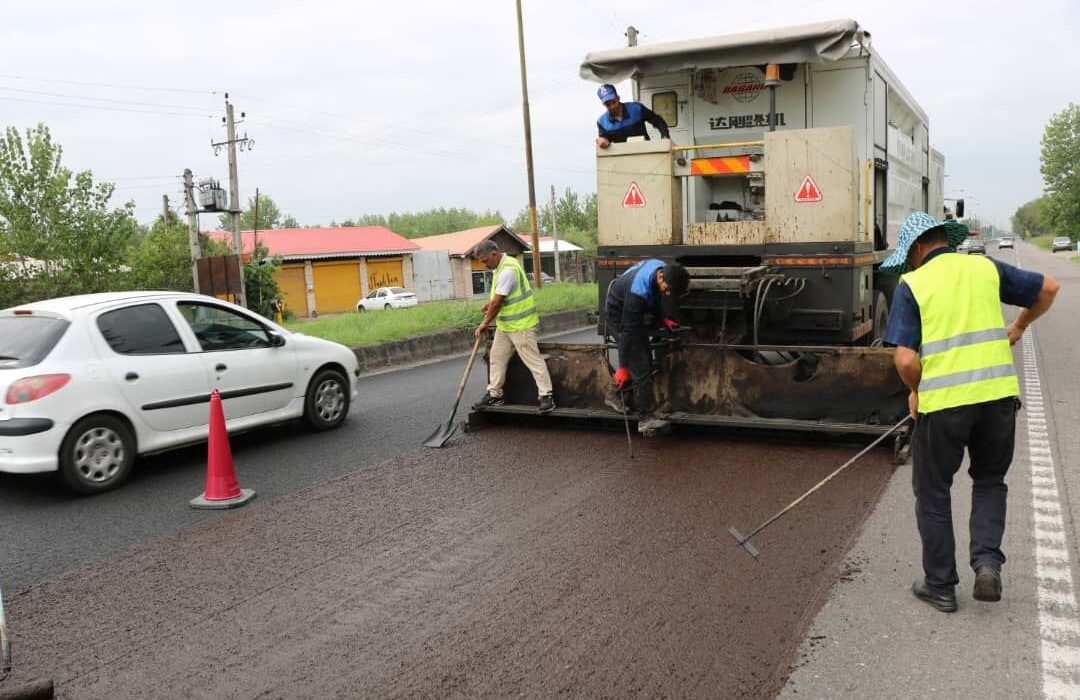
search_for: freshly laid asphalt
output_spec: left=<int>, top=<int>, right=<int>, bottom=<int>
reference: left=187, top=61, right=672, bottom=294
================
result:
left=4, top=428, right=895, bottom=699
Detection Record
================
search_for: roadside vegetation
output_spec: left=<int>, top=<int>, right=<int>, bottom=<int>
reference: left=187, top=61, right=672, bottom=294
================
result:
left=285, top=283, right=597, bottom=346
left=1027, top=234, right=1056, bottom=251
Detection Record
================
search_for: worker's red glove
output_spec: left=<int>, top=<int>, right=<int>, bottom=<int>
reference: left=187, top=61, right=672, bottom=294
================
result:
left=661, top=318, right=679, bottom=332
left=613, top=367, right=631, bottom=390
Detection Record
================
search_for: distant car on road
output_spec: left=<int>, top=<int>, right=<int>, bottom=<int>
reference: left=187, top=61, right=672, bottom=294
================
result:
left=967, top=239, right=986, bottom=255
left=957, top=239, right=972, bottom=253
left=1052, top=237, right=1074, bottom=253
left=356, top=287, right=418, bottom=312
left=0, top=292, right=359, bottom=493
left=998, top=237, right=1014, bottom=249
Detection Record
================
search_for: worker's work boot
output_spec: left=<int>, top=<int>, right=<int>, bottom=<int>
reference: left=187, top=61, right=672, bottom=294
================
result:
left=604, top=387, right=628, bottom=413
left=637, top=415, right=671, bottom=437
left=538, top=394, right=555, bottom=414
left=911, top=579, right=957, bottom=613
left=973, top=567, right=1002, bottom=602
left=471, top=393, right=505, bottom=410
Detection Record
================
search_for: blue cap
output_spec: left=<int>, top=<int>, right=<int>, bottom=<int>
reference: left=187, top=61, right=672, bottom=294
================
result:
left=597, top=84, right=618, bottom=102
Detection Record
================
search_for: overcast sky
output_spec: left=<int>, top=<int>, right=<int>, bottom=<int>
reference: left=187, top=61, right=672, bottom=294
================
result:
left=2, top=0, right=1077, bottom=230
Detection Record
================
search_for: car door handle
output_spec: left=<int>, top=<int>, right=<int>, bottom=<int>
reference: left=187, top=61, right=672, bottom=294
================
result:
left=215, top=363, right=228, bottom=372
left=124, top=372, right=139, bottom=381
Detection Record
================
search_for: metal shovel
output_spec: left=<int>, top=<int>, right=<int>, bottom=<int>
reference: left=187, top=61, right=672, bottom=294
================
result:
left=423, top=335, right=484, bottom=448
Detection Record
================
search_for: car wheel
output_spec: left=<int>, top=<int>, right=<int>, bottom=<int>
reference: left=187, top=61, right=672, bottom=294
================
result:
left=357, top=304, right=365, bottom=312
left=304, top=368, right=350, bottom=431
left=384, top=303, right=392, bottom=310
left=59, top=414, right=135, bottom=494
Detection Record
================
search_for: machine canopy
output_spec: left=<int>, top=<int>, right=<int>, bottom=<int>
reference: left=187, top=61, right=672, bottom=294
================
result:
left=580, top=18, right=868, bottom=83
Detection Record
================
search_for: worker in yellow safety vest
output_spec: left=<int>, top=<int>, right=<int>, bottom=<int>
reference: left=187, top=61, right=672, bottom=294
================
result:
left=471, top=240, right=554, bottom=414
left=881, top=211, right=1059, bottom=613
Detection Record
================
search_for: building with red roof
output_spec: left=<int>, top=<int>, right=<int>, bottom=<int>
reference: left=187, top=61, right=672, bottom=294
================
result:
left=413, top=224, right=528, bottom=299
left=208, top=226, right=419, bottom=316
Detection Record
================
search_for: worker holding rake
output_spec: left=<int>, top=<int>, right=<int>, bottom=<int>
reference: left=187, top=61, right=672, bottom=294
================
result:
left=881, top=212, right=1058, bottom=613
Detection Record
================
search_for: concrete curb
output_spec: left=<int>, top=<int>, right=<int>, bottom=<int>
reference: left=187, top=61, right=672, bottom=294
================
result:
left=350, top=309, right=593, bottom=375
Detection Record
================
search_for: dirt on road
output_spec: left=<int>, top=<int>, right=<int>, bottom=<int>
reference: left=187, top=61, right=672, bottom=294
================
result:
left=2, top=428, right=895, bottom=699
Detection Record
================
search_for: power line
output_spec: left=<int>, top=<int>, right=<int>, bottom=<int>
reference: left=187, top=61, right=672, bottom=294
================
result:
left=0, top=95, right=212, bottom=118
left=0, top=85, right=213, bottom=112
left=0, top=73, right=217, bottom=95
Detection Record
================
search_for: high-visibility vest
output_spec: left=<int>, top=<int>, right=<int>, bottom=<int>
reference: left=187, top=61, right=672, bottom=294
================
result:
left=491, top=254, right=539, bottom=332
left=902, top=253, right=1019, bottom=413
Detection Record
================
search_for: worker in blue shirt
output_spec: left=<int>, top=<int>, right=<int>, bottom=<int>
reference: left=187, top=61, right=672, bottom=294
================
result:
left=882, top=213, right=1059, bottom=613
left=603, top=259, right=690, bottom=425
left=595, top=84, right=671, bottom=149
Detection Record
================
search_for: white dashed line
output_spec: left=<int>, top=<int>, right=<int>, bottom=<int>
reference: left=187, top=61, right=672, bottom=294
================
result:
left=1022, top=333, right=1080, bottom=699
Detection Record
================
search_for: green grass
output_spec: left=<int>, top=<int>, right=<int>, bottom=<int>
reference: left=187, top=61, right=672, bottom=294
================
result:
left=1027, top=234, right=1054, bottom=251
left=285, top=283, right=597, bottom=346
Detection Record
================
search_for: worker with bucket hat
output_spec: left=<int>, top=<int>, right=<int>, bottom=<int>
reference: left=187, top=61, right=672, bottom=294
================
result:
left=881, top=211, right=1059, bottom=612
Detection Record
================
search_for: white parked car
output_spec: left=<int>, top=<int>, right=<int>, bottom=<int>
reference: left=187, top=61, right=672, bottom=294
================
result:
left=356, top=287, right=418, bottom=312
left=0, top=292, right=359, bottom=493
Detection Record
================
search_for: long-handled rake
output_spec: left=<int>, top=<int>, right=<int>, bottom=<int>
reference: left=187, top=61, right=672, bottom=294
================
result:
left=729, top=415, right=912, bottom=559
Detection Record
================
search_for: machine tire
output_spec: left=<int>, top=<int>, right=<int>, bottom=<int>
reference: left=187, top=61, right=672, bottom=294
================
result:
left=871, top=291, right=889, bottom=344
left=58, top=414, right=136, bottom=494
left=304, top=368, right=350, bottom=431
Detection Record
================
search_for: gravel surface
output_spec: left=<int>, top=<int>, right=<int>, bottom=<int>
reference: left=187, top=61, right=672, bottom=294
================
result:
left=3, top=428, right=894, bottom=699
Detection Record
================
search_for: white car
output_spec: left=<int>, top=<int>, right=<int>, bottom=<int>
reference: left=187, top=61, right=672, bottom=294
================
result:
left=0, top=292, right=359, bottom=493
left=356, top=287, right=418, bottom=312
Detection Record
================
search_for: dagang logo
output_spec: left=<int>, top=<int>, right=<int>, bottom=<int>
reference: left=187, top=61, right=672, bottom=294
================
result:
left=722, top=72, right=764, bottom=103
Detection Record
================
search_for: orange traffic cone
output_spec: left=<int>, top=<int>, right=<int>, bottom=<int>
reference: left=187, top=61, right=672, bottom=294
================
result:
left=190, top=389, right=256, bottom=510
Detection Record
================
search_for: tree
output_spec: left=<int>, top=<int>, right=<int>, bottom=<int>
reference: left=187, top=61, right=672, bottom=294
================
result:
left=385, top=208, right=503, bottom=238
left=126, top=211, right=194, bottom=292
left=243, top=243, right=283, bottom=319
left=281, top=214, right=300, bottom=229
left=514, top=188, right=599, bottom=257
left=1040, top=103, right=1080, bottom=241
left=1011, top=198, right=1050, bottom=237
left=0, top=123, right=140, bottom=307
left=217, top=193, right=284, bottom=231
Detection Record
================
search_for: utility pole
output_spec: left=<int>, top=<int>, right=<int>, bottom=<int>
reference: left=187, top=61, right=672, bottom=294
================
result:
left=253, top=187, right=260, bottom=257
left=162, top=194, right=170, bottom=230
left=212, top=94, right=253, bottom=307
left=626, top=26, right=639, bottom=47
left=514, top=0, right=543, bottom=288
left=183, top=169, right=201, bottom=292
left=549, top=185, right=561, bottom=283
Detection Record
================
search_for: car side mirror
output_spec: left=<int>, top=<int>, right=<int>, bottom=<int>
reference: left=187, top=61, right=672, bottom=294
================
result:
left=267, top=331, right=286, bottom=347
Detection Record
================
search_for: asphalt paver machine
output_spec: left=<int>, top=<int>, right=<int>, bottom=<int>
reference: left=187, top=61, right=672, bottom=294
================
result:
left=470, top=19, right=944, bottom=454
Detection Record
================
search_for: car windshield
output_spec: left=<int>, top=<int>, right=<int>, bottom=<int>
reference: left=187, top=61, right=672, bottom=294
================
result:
left=389, top=287, right=408, bottom=294
left=0, top=316, right=70, bottom=369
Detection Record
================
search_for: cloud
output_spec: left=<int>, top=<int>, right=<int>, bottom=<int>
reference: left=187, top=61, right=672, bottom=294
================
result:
left=0, top=0, right=1075, bottom=229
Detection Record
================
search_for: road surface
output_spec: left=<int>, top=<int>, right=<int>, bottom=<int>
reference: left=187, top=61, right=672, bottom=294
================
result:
left=0, top=327, right=597, bottom=590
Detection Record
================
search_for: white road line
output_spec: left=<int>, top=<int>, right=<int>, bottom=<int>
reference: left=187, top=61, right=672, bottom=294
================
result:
left=1022, top=333, right=1080, bottom=699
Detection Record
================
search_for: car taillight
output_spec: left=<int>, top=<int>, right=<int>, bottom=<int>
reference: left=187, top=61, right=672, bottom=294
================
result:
left=6, top=374, right=71, bottom=404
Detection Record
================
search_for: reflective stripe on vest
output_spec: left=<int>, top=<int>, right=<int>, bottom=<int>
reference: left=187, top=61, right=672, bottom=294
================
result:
left=490, top=255, right=539, bottom=332
left=902, top=253, right=1019, bottom=413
